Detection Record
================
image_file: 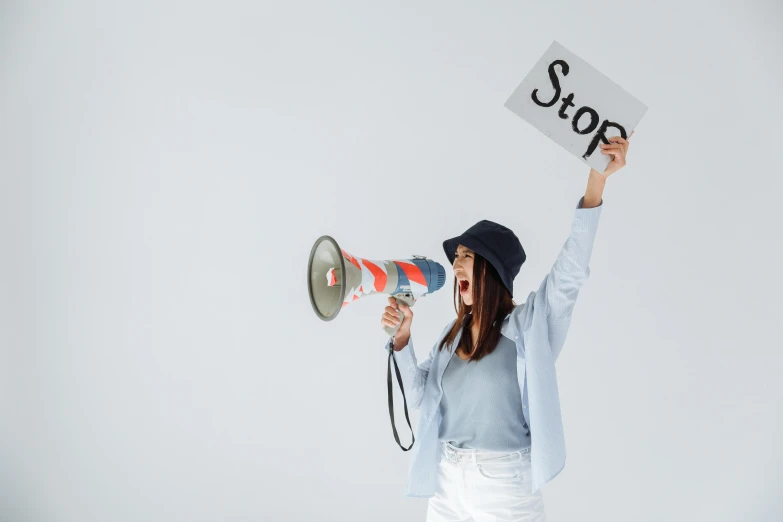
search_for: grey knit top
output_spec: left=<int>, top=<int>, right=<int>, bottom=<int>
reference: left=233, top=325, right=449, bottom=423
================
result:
left=438, top=334, right=531, bottom=451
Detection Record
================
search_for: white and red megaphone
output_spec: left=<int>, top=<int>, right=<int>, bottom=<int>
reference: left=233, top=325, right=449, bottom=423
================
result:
left=307, top=235, right=446, bottom=337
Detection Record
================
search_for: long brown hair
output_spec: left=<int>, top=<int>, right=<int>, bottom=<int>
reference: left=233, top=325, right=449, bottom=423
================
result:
left=437, top=252, right=516, bottom=362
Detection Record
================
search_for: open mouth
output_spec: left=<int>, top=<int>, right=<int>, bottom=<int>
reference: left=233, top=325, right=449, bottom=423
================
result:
left=459, top=280, right=470, bottom=294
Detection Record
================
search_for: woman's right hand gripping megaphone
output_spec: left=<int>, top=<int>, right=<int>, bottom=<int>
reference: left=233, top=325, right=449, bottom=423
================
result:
left=382, top=297, right=414, bottom=351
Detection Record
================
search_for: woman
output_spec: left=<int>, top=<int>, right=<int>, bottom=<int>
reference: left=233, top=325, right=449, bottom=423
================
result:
left=380, top=134, right=632, bottom=521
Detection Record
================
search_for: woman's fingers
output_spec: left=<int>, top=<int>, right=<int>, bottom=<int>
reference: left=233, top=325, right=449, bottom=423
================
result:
left=600, top=143, right=625, bottom=159
left=604, top=133, right=632, bottom=152
left=382, top=310, right=402, bottom=325
left=382, top=300, right=412, bottom=330
left=382, top=316, right=399, bottom=327
left=603, top=137, right=630, bottom=155
left=606, top=133, right=632, bottom=143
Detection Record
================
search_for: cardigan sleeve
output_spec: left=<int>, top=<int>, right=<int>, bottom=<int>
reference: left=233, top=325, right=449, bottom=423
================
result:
left=538, top=196, right=603, bottom=360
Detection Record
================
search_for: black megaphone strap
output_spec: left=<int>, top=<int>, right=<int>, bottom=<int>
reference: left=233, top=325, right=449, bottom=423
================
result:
left=387, top=341, right=415, bottom=451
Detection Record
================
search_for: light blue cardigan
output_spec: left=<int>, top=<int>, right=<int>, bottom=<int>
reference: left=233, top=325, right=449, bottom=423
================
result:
left=387, top=197, right=602, bottom=497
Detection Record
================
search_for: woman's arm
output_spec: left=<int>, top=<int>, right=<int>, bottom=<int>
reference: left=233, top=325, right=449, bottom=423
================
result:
left=582, top=168, right=606, bottom=208
left=541, top=133, right=633, bottom=360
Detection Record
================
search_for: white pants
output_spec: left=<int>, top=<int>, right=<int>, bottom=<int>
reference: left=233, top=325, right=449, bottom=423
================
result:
left=426, top=441, right=547, bottom=522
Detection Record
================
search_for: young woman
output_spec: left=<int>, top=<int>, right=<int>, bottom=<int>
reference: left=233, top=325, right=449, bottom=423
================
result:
left=380, top=134, right=632, bottom=521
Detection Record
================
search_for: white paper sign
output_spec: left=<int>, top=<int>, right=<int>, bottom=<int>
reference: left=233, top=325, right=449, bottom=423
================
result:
left=505, top=41, right=647, bottom=173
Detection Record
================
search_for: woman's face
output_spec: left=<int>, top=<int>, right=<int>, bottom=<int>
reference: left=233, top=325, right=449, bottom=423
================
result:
left=452, top=244, right=475, bottom=306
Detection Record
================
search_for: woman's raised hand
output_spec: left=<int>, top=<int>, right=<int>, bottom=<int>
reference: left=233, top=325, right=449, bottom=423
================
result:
left=595, top=130, right=634, bottom=178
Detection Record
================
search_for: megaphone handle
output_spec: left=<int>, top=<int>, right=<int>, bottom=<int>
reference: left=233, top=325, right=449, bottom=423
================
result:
left=382, top=293, right=415, bottom=340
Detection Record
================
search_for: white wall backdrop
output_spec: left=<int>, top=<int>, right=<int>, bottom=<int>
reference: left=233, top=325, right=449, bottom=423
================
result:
left=2, top=1, right=782, bottom=521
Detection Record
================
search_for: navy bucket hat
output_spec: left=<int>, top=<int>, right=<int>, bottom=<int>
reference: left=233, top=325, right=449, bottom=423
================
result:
left=443, top=220, right=526, bottom=297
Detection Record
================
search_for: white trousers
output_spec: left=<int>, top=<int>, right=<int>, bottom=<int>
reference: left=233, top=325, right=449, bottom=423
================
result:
left=426, top=441, right=547, bottom=522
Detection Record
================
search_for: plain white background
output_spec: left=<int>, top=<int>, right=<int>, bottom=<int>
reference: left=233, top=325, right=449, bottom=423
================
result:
left=1, top=1, right=782, bottom=521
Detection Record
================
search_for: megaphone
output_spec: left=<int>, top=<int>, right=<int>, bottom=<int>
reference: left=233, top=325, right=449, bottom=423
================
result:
left=307, top=235, right=447, bottom=452
left=307, top=235, right=446, bottom=338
